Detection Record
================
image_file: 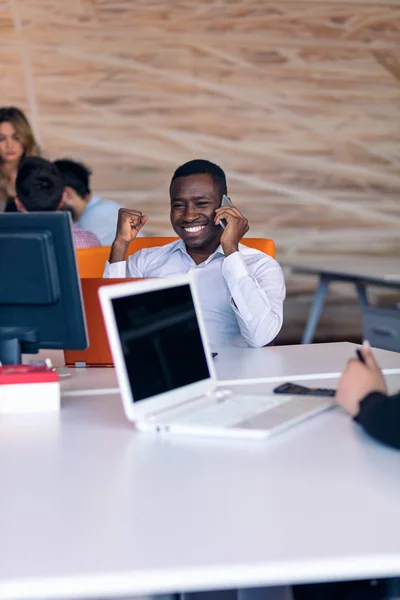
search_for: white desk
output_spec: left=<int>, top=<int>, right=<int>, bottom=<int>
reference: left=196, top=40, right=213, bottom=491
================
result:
left=1, top=372, right=400, bottom=600
left=58, top=342, right=400, bottom=397
left=283, top=257, right=400, bottom=344
left=214, top=342, right=400, bottom=385
left=3, top=345, right=400, bottom=600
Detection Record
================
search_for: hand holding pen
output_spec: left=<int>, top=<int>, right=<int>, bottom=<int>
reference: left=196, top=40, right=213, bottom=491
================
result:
left=336, top=341, right=388, bottom=416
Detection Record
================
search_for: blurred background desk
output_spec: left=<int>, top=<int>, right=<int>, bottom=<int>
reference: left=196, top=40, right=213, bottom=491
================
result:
left=283, top=257, right=400, bottom=347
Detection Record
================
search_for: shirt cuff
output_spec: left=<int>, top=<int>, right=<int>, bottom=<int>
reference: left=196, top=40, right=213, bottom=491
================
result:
left=103, top=260, right=127, bottom=278
left=221, top=251, right=249, bottom=285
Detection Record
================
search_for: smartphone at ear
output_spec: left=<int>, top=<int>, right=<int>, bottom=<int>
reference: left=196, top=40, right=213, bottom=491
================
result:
left=219, top=195, right=233, bottom=229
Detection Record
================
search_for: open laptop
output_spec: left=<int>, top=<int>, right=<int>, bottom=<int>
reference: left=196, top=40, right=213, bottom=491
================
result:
left=99, top=275, right=334, bottom=440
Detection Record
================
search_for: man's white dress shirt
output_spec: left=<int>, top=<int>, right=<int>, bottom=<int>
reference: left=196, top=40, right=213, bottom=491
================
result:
left=103, top=240, right=286, bottom=349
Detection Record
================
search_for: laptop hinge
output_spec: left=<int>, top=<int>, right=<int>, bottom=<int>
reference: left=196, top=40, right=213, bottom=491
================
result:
left=147, top=389, right=232, bottom=421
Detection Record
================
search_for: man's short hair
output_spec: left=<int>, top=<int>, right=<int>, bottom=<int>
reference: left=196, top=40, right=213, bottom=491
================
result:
left=170, top=159, right=227, bottom=197
left=53, top=158, right=92, bottom=198
left=16, top=156, right=64, bottom=212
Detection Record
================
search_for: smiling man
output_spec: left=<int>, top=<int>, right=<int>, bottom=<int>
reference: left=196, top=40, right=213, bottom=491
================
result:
left=103, top=159, right=286, bottom=348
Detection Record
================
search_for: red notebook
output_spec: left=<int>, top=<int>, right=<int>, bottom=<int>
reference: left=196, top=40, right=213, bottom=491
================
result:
left=0, top=364, right=59, bottom=385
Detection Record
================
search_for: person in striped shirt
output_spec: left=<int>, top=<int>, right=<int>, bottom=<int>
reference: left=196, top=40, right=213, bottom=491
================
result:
left=13, top=156, right=100, bottom=249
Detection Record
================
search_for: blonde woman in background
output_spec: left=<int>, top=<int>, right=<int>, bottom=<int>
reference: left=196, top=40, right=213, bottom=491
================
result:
left=0, top=107, right=41, bottom=213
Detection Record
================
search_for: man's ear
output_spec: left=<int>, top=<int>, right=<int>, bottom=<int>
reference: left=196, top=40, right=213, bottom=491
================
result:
left=63, top=186, right=78, bottom=203
left=57, top=192, right=66, bottom=210
left=14, top=197, right=26, bottom=212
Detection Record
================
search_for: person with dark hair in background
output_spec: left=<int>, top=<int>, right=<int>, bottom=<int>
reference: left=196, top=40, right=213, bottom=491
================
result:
left=15, top=156, right=101, bottom=249
left=104, top=159, right=286, bottom=349
left=54, top=158, right=123, bottom=245
left=0, top=107, right=41, bottom=213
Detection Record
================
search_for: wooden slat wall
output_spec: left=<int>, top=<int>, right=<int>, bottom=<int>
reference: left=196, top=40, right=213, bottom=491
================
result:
left=1, top=0, right=399, bottom=342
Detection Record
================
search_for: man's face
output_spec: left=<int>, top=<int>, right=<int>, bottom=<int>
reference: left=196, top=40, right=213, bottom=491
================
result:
left=170, top=174, right=222, bottom=249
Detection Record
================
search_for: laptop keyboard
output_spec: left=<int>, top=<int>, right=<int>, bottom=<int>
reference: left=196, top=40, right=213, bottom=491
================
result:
left=157, top=393, right=293, bottom=428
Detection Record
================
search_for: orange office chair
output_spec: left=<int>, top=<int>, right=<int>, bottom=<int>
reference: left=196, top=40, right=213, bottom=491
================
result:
left=76, top=236, right=275, bottom=278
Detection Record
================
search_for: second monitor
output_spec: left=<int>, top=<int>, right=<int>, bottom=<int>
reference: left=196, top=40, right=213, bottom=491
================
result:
left=0, top=212, right=87, bottom=364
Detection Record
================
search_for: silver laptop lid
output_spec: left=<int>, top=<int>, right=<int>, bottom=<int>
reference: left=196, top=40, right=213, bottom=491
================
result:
left=99, top=274, right=216, bottom=422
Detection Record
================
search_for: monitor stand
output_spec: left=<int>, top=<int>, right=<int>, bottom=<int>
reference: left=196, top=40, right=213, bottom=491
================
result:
left=0, top=327, right=39, bottom=365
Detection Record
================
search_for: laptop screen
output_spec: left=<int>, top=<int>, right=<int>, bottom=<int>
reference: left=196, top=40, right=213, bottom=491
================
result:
left=111, top=283, right=211, bottom=402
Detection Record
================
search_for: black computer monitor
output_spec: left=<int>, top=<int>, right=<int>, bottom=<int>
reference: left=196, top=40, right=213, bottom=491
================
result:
left=0, top=212, right=87, bottom=364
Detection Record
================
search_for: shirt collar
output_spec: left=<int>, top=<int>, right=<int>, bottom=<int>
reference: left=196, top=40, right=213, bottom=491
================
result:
left=173, top=238, right=225, bottom=260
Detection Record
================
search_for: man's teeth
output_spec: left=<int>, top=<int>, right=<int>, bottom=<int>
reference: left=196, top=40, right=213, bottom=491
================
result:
left=184, top=225, right=206, bottom=233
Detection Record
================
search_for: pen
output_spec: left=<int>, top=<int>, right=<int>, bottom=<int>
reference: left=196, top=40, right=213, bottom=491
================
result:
left=356, top=348, right=366, bottom=364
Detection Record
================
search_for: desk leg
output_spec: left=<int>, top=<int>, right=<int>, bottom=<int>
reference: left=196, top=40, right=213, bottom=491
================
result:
left=355, top=282, right=369, bottom=308
left=301, top=276, right=330, bottom=344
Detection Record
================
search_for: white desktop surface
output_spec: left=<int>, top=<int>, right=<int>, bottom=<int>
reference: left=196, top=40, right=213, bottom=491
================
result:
left=1, top=365, right=400, bottom=599
left=56, top=342, right=400, bottom=397
left=214, top=342, right=400, bottom=385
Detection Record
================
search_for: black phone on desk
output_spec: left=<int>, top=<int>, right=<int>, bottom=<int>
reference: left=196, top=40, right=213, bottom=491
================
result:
left=273, top=382, right=336, bottom=397
left=219, top=195, right=233, bottom=229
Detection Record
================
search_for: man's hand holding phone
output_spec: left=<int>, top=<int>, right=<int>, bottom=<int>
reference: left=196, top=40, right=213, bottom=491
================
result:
left=110, top=208, right=148, bottom=263
left=215, top=195, right=249, bottom=257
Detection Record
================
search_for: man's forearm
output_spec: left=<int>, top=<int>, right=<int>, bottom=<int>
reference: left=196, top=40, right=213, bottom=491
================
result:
left=221, top=243, right=239, bottom=257
left=222, top=254, right=285, bottom=347
left=109, top=239, right=130, bottom=263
